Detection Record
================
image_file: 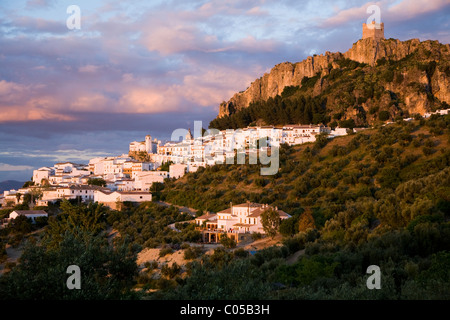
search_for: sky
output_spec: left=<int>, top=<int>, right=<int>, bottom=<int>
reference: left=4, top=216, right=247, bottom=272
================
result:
left=0, top=0, right=449, bottom=182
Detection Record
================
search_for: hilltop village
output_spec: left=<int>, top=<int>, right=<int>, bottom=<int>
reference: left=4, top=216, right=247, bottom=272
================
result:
left=1, top=123, right=345, bottom=209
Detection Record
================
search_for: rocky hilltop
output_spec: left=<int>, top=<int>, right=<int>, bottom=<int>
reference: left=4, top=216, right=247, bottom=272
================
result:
left=218, top=37, right=450, bottom=120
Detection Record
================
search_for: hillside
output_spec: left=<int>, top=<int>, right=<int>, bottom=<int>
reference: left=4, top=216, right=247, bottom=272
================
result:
left=163, top=114, right=450, bottom=225
left=2, top=115, right=449, bottom=300
left=214, top=37, right=450, bottom=130
left=153, top=114, right=450, bottom=299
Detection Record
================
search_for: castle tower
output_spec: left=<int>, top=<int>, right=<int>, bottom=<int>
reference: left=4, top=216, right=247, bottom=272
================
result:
left=145, top=135, right=152, bottom=154
left=362, top=20, right=384, bottom=40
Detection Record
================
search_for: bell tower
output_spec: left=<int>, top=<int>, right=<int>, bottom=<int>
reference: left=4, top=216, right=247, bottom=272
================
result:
left=145, top=135, right=152, bottom=154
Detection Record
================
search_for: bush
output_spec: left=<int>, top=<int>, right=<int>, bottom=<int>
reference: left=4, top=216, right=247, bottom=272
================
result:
left=161, top=262, right=181, bottom=279
left=251, top=232, right=262, bottom=241
left=422, top=146, right=435, bottom=156
left=183, top=246, right=203, bottom=260
left=159, top=246, right=174, bottom=257
left=379, top=111, right=390, bottom=121
left=144, top=260, right=159, bottom=270
left=220, top=236, right=237, bottom=249
left=233, top=248, right=249, bottom=258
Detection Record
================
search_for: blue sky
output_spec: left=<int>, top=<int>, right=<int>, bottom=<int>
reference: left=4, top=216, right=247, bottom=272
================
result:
left=0, top=0, right=449, bottom=182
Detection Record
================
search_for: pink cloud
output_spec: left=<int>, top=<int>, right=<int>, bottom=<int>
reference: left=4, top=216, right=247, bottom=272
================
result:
left=78, top=65, right=100, bottom=73
left=321, top=0, right=450, bottom=27
left=387, top=0, right=450, bottom=20
left=321, top=1, right=384, bottom=27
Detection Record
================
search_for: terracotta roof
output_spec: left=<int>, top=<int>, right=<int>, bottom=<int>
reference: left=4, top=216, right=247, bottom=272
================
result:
left=217, top=208, right=232, bottom=214
left=196, top=213, right=217, bottom=220
left=233, top=202, right=262, bottom=208
left=247, top=208, right=291, bottom=218
left=247, top=208, right=263, bottom=217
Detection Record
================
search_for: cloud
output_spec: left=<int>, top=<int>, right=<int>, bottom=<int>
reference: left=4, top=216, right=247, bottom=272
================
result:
left=321, top=0, right=450, bottom=28
left=387, top=0, right=450, bottom=21
left=0, top=163, right=34, bottom=171
left=78, top=65, right=101, bottom=73
left=25, top=0, right=55, bottom=9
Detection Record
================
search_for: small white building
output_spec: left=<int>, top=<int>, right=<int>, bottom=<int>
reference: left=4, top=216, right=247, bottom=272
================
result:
left=169, top=163, right=187, bottom=179
left=94, top=190, right=152, bottom=209
left=32, top=167, right=55, bottom=185
left=134, top=171, right=167, bottom=191
left=330, top=127, right=348, bottom=137
left=9, top=210, right=48, bottom=223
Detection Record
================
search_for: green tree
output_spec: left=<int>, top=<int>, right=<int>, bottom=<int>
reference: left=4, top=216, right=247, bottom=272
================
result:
left=260, top=208, right=281, bottom=239
left=298, top=208, right=316, bottom=232
left=379, top=110, right=390, bottom=121
left=87, top=178, right=106, bottom=187
left=220, top=236, right=236, bottom=249
left=0, top=232, right=138, bottom=300
left=44, top=200, right=107, bottom=248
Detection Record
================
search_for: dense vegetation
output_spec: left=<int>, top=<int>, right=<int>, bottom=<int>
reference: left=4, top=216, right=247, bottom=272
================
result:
left=210, top=44, right=450, bottom=131
left=153, top=114, right=450, bottom=299
left=0, top=200, right=197, bottom=299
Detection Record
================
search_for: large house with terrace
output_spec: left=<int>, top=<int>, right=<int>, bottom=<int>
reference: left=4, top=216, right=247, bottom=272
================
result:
left=195, top=202, right=291, bottom=243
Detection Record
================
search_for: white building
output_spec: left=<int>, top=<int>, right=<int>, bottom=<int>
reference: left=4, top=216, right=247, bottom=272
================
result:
left=330, top=127, right=348, bottom=137
left=32, top=167, right=55, bottom=185
left=215, top=202, right=291, bottom=234
left=37, top=185, right=108, bottom=206
left=94, top=190, right=152, bottom=209
left=9, top=210, right=48, bottom=223
left=129, top=135, right=159, bottom=154
left=196, top=202, right=291, bottom=243
left=169, top=163, right=187, bottom=179
left=134, top=171, right=169, bottom=190
left=32, top=162, right=90, bottom=186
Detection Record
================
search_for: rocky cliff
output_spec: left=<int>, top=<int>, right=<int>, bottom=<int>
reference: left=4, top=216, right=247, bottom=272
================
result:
left=218, top=38, right=450, bottom=119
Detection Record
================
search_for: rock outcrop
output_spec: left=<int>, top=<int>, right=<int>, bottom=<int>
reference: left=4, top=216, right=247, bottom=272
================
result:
left=217, top=37, right=450, bottom=119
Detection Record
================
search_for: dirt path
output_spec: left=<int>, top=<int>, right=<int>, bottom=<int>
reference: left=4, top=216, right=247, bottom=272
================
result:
left=286, top=249, right=306, bottom=265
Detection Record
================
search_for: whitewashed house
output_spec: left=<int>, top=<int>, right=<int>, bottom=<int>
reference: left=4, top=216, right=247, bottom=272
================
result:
left=9, top=210, right=48, bottom=223
left=32, top=167, right=55, bottom=185
left=169, top=163, right=187, bottom=179
left=94, top=190, right=152, bottom=209
left=198, top=202, right=291, bottom=243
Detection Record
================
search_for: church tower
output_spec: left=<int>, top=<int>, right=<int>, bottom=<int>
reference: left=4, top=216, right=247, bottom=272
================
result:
left=362, top=20, right=384, bottom=40
left=145, top=135, right=152, bottom=154
left=185, top=128, right=193, bottom=141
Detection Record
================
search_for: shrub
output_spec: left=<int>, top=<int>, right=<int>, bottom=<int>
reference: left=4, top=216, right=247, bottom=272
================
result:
left=183, top=246, right=203, bottom=260
left=251, top=232, right=262, bottom=241
left=422, top=146, right=435, bottom=156
left=379, top=111, right=390, bottom=121
left=159, top=246, right=174, bottom=257
left=233, top=248, right=249, bottom=258
left=161, top=262, right=181, bottom=279
left=220, top=236, right=237, bottom=249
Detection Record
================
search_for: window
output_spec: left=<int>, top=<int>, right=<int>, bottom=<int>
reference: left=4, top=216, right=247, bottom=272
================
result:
left=140, top=196, right=143, bottom=199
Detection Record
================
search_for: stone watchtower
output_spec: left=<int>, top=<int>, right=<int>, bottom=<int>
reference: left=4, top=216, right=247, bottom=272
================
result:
left=362, top=20, right=384, bottom=40
left=145, top=135, right=153, bottom=154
